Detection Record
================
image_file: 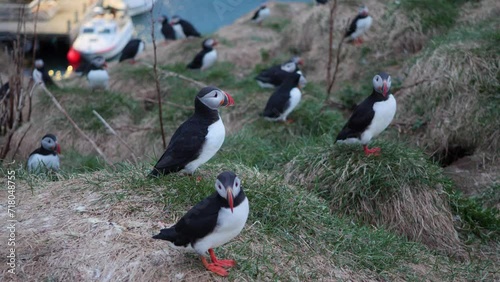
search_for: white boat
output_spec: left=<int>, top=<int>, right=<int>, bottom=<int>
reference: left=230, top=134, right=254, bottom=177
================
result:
left=124, top=0, right=157, bottom=16
left=72, top=6, right=134, bottom=60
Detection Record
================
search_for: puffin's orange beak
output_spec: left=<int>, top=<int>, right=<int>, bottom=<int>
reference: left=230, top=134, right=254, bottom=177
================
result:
left=226, top=187, right=234, bottom=213
left=221, top=91, right=235, bottom=107
left=55, top=143, right=61, bottom=154
left=382, top=81, right=388, bottom=97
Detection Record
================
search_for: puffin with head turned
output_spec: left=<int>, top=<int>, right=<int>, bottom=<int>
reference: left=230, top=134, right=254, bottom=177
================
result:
left=262, top=72, right=302, bottom=123
left=251, top=3, right=270, bottom=25
left=149, top=86, right=234, bottom=177
left=158, top=15, right=176, bottom=42
left=119, top=39, right=145, bottom=64
left=345, top=5, right=373, bottom=45
left=170, top=15, right=201, bottom=39
left=187, top=38, right=218, bottom=71
left=335, top=72, right=396, bottom=156
left=87, top=56, right=109, bottom=91
left=32, top=59, right=56, bottom=87
left=27, top=134, right=61, bottom=173
left=153, top=171, right=249, bottom=277
left=255, top=56, right=306, bottom=88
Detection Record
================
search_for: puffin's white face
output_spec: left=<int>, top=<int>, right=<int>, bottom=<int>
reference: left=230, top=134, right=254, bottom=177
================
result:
left=215, top=173, right=241, bottom=213
left=198, top=88, right=234, bottom=110
left=359, top=5, right=369, bottom=16
left=372, top=73, right=392, bottom=97
left=170, top=16, right=180, bottom=24
left=41, top=135, right=60, bottom=153
left=35, top=59, right=44, bottom=68
left=203, top=38, right=217, bottom=48
left=281, top=62, right=297, bottom=73
left=91, top=56, right=106, bottom=68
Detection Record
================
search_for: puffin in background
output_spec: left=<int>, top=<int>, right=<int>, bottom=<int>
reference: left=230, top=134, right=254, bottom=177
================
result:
left=27, top=133, right=61, bottom=173
left=345, top=5, right=373, bottom=45
left=170, top=15, right=201, bottom=39
left=335, top=72, right=396, bottom=156
left=251, top=3, right=270, bottom=25
left=149, top=86, right=234, bottom=177
left=119, top=39, right=145, bottom=63
left=153, top=171, right=249, bottom=277
left=187, top=38, right=218, bottom=71
left=158, top=15, right=176, bottom=42
left=87, top=56, right=109, bottom=91
left=255, top=56, right=306, bottom=88
left=32, top=59, right=56, bottom=87
left=262, top=72, right=302, bottom=122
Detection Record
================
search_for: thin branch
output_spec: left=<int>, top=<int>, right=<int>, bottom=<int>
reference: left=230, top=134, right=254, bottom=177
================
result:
left=140, top=97, right=194, bottom=110
left=325, top=0, right=337, bottom=93
left=150, top=2, right=167, bottom=149
left=140, top=61, right=207, bottom=88
left=28, top=0, right=41, bottom=122
left=39, top=84, right=114, bottom=167
left=92, top=110, right=138, bottom=164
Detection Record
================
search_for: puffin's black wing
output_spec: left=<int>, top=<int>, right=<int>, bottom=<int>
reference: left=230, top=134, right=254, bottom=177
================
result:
left=345, top=15, right=362, bottom=38
left=149, top=117, right=208, bottom=176
left=153, top=193, right=221, bottom=246
left=180, top=19, right=201, bottom=37
left=335, top=96, right=376, bottom=140
left=28, top=147, right=55, bottom=158
left=255, top=65, right=281, bottom=83
left=119, top=39, right=141, bottom=62
left=251, top=8, right=260, bottom=20
left=263, top=88, right=290, bottom=118
left=161, top=22, right=176, bottom=40
left=187, top=50, right=206, bottom=69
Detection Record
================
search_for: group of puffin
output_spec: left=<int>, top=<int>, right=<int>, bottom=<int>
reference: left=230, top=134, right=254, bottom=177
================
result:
left=25, top=3, right=396, bottom=278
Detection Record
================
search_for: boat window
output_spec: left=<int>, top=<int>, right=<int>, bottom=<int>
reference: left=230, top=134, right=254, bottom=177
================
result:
left=82, top=28, right=95, bottom=33
left=99, top=28, right=112, bottom=34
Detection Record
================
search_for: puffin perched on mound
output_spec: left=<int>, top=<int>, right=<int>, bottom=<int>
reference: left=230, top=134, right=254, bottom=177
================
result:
left=255, top=56, right=307, bottom=88
left=187, top=38, right=218, bottom=71
left=251, top=3, right=270, bottom=25
left=153, top=171, right=249, bottom=277
left=345, top=5, right=373, bottom=45
left=87, top=56, right=109, bottom=91
left=149, top=86, right=234, bottom=177
left=27, top=134, right=61, bottom=173
left=262, top=72, right=302, bottom=122
left=32, top=59, right=56, bottom=87
left=158, top=15, right=176, bottom=41
left=336, top=72, right=396, bottom=156
left=119, top=39, right=145, bottom=63
left=170, top=15, right=201, bottom=39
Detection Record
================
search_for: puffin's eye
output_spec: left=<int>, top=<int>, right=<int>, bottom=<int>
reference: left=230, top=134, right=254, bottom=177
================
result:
left=214, top=92, right=218, bottom=98
left=235, top=182, right=239, bottom=187
left=218, top=184, right=222, bottom=190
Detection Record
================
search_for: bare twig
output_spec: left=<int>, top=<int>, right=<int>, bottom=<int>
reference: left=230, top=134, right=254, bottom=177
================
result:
left=140, top=61, right=207, bottom=88
left=39, top=84, right=113, bottom=167
left=325, top=0, right=337, bottom=93
left=140, top=97, right=194, bottom=110
left=92, top=110, right=138, bottom=164
left=28, top=0, right=41, bottom=122
left=150, top=2, right=167, bottom=149
left=11, top=124, right=32, bottom=160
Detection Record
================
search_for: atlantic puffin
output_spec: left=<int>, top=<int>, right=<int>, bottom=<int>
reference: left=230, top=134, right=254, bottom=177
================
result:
left=119, top=39, right=145, bottom=63
left=345, top=5, right=373, bottom=45
left=335, top=72, right=396, bottom=156
left=158, top=15, right=176, bottom=42
left=255, top=56, right=306, bottom=88
left=32, top=59, right=56, bottom=87
left=27, top=134, right=61, bottom=173
left=170, top=15, right=201, bottom=39
left=153, top=171, right=249, bottom=277
left=87, top=56, right=109, bottom=91
left=262, top=72, right=302, bottom=122
left=149, top=86, right=234, bottom=177
left=187, top=38, right=218, bottom=71
left=251, top=4, right=270, bottom=25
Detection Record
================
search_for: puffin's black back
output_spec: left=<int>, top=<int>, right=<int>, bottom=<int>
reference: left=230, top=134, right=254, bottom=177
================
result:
left=161, top=18, right=176, bottom=40
left=262, top=72, right=301, bottom=118
left=119, top=39, right=142, bottom=62
left=149, top=92, right=220, bottom=177
left=180, top=19, right=201, bottom=37
left=335, top=90, right=387, bottom=141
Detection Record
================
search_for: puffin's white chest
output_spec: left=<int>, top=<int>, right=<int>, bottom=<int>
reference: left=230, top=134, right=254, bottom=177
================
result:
left=361, top=94, right=396, bottom=143
left=254, top=7, right=270, bottom=23
left=28, top=153, right=60, bottom=173
left=183, top=118, right=225, bottom=173
left=137, top=41, right=145, bottom=57
left=32, top=69, right=43, bottom=84
left=351, top=16, right=372, bottom=39
left=201, top=49, right=217, bottom=70
left=193, top=197, right=249, bottom=254
left=87, top=70, right=109, bottom=90
left=267, top=87, right=302, bottom=122
left=173, top=24, right=186, bottom=39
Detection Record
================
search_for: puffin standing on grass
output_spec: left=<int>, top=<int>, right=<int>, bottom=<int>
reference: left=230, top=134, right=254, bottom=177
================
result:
left=149, top=86, right=234, bottom=177
left=158, top=15, right=176, bottom=42
left=335, top=72, right=396, bottom=156
left=27, top=134, right=61, bottom=173
left=251, top=3, right=270, bottom=25
left=32, top=59, right=56, bottom=87
left=262, top=72, right=302, bottom=122
left=256, top=56, right=306, bottom=88
left=187, top=38, right=218, bottom=71
left=87, top=56, right=109, bottom=91
left=345, top=5, right=373, bottom=45
left=153, top=171, right=249, bottom=277
left=170, top=15, right=201, bottom=39
left=119, top=39, right=145, bottom=63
